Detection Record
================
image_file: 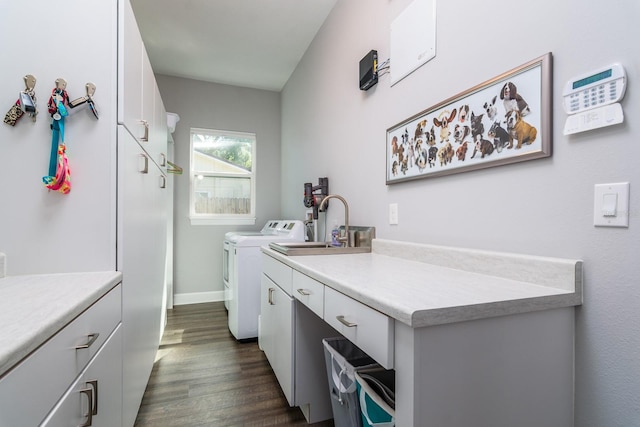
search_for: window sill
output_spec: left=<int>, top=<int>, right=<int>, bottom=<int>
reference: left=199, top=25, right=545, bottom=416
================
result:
left=189, top=216, right=256, bottom=226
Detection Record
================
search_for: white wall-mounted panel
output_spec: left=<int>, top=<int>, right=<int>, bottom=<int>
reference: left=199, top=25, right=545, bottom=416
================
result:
left=390, top=0, right=436, bottom=86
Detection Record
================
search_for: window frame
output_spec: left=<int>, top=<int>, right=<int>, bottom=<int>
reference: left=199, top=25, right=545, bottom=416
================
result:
left=188, top=127, right=256, bottom=226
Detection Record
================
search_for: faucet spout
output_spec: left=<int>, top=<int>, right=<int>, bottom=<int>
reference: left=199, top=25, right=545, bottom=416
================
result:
left=319, top=194, right=350, bottom=247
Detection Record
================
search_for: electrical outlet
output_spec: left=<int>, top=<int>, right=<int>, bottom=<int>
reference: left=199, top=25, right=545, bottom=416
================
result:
left=389, top=203, right=399, bottom=225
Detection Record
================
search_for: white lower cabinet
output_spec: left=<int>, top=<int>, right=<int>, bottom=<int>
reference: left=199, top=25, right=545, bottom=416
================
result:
left=41, top=325, right=123, bottom=427
left=260, top=260, right=337, bottom=423
left=0, top=284, right=122, bottom=427
left=262, top=251, right=578, bottom=427
left=118, top=126, right=168, bottom=427
left=260, top=275, right=294, bottom=402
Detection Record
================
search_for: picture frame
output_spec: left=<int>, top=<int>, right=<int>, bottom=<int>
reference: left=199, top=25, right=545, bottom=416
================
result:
left=386, top=52, right=552, bottom=184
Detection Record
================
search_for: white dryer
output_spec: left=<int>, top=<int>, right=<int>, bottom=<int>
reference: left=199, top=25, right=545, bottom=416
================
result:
left=223, top=220, right=304, bottom=340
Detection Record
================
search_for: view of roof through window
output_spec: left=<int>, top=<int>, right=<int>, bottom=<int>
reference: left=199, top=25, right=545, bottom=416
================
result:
left=192, top=130, right=253, bottom=173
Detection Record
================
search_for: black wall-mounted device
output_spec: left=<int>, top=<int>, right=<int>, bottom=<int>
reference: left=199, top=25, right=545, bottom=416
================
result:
left=303, top=177, right=329, bottom=220
left=359, top=50, right=378, bottom=91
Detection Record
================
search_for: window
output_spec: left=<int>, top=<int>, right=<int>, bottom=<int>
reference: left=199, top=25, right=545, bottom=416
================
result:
left=189, top=128, right=256, bottom=225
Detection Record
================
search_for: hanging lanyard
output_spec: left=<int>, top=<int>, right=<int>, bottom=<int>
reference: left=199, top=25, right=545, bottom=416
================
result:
left=43, top=80, right=71, bottom=193
left=49, top=118, right=63, bottom=176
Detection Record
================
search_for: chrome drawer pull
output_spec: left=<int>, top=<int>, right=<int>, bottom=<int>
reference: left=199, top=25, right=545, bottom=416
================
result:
left=138, top=154, right=149, bottom=174
left=336, top=315, right=357, bottom=328
left=139, top=119, right=149, bottom=141
left=79, top=387, right=94, bottom=426
left=268, top=288, right=275, bottom=305
left=87, top=380, right=98, bottom=415
left=297, top=289, right=311, bottom=296
left=75, top=333, right=99, bottom=350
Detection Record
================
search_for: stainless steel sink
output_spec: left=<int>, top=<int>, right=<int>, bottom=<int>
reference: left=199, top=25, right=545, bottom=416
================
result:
left=269, top=225, right=375, bottom=256
left=268, top=241, right=371, bottom=256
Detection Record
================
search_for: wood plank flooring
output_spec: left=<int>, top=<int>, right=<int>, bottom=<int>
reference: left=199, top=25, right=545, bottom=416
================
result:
left=134, top=302, right=335, bottom=427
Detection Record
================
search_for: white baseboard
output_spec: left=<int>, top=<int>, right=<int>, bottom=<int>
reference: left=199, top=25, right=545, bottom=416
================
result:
left=173, top=290, right=224, bottom=306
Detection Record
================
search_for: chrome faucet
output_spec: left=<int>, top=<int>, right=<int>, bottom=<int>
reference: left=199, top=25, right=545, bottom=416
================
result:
left=319, top=194, right=350, bottom=247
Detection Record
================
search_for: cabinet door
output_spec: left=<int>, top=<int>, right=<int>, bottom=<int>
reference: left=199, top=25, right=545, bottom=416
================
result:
left=117, top=0, right=143, bottom=136
left=260, top=275, right=294, bottom=405
left=134, top=48, right=158, bottom=155
left=42, top=325, right=123, bottom=427
left=119, top=0, right=167, bottom=165
left=141, top=49, right=155, bottom=139
left=117, top=126, right=167, bottom=427
left=148, top=82, right=168, bottom=169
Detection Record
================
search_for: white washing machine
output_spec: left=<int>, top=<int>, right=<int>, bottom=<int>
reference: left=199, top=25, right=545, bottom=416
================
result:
left=223, top=220, right=305, bottom=340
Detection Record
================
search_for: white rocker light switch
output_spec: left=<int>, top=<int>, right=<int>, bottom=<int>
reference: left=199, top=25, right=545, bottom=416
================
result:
left=594, top=183, right=629, bottom=227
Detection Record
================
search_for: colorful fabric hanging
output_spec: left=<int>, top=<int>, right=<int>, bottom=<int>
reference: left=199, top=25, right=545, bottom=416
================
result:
left=42, top=142, right=71, bottom=194
left=43, top=80, right=71, bottom=194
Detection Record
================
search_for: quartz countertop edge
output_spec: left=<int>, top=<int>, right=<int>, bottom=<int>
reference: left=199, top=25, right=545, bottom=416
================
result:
left=0, top=271, right=122, bottom=378
left=262, top=239, right=582, bottom=328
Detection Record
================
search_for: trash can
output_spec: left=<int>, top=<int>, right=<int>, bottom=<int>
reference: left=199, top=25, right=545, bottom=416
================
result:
left=355, top=368, right=396, bottom=427
left=323, top=337, right=379, bottom=427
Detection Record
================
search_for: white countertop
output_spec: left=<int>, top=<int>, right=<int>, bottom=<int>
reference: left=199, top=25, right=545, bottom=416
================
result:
left=0, top=271, right=122, bottom=378
left=262, top=239, right=582, bottom=328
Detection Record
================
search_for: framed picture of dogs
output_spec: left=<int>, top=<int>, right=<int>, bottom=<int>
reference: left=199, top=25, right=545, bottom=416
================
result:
left=386, top=52, right=552, bottom=184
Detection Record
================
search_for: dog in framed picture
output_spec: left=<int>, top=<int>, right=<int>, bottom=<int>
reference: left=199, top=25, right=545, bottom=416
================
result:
left=500, top=82, right=531, bottom=116
left=505, top=110, right=537, bottom=149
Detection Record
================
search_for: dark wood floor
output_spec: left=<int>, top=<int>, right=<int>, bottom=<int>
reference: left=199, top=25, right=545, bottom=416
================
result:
left=134, top=302, right=335, bottom=427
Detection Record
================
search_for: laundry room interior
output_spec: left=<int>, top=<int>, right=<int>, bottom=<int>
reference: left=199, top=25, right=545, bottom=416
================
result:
left=0, top=0, right=638, bottom=426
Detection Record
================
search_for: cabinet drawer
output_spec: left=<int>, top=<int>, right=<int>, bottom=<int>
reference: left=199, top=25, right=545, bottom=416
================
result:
left=41, top=325, right=123, bottom=427
left=0, top=284, right=122, bottom=427
left=292, top=270, right=324, bottom=318
left=324, top=287, right=394, bottom=369
left=262, top=254, right=293, bottom=295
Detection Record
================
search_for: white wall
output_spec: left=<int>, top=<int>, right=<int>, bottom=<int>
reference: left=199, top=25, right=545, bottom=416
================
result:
left=281, top=0, right=639, bottom=425
left=155, top=75, right=282, bottom=302
left=0, top=1, right=117, bottom=275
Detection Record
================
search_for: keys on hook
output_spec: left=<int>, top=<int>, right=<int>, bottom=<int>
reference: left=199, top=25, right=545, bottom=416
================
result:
left=20, top=74, right=38, bottom=121
left=4, top=74, right=37, bottom=125
left=69, top=82, right=99, bottom=119
left=49, top=78, right=69, bottom=121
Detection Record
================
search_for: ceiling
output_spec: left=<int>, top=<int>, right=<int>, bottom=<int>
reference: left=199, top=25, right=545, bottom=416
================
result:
left=130, top=0, right=337, bottom=92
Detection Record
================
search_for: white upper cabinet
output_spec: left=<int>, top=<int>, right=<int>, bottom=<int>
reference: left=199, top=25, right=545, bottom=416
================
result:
left=117, top=0, right=167, bottom=167
left=118, top=0, right=144, bottom=136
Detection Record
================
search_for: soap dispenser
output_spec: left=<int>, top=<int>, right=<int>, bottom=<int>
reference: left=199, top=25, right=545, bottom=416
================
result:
left=331, top=221, right=341, bottom=247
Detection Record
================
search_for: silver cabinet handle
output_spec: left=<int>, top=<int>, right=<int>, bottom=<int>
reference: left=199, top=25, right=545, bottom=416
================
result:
left=336, top=315, right=357, bottom=328
left=297, top=289, right=311, bottom=296
left=159, top=175, right=166, bottom=188
left=79, top=387, right=94, bottom=427
left=75, top=333, right=100, bottom=350
left=268, top=288, right=275, bottom=305
left=139, top=119, right=149, bottom=142
left=138, top=154, right=149, bottom=174
left=87, top=380, right=98, bottom=415
left=159, top=153, right=166, bottom=167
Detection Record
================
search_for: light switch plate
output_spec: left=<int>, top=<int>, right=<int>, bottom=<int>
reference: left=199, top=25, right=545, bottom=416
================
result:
left=389, top=203, right=399, bottom=225
left=594, top=182, right=629, bottom=227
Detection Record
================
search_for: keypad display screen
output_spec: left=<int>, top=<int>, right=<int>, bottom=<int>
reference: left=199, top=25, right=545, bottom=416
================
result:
left=572, top=69, right=612, bottom=90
